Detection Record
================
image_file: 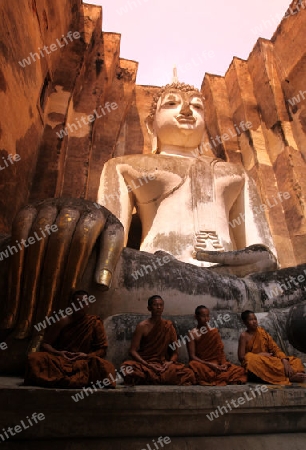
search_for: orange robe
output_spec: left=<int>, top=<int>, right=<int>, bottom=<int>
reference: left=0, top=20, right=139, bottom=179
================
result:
left=24, top=315, right=116, bottom=388
left=189, top=328, right=247, bottom=386
left=122, top=319, right=195, bottom=385
left=243, top=327, right=305, bottom=385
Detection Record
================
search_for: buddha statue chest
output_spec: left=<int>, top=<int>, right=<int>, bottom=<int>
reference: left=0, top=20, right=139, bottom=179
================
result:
left=99, top=154, right=245, bottom=266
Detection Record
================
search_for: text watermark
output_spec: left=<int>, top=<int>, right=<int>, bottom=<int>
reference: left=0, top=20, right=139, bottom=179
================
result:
left=116, top=0, right=150, bottom=16
left=266, top=268, right=306, bottom=300
left=0, top=224, right=59, bottom=261
left=0, top=412, right=45, bottom=443
left=169, top=313, right=231, bottom=351
left=206, top=385, right=268, bottom=421
left=202, top=121, right=253, bottom=154
left=287, top=89, right=306, bottom=108
left=71, top=366, right=133, bottom=402
left=131, top=254, right=174, bottom=281
left=0, top=342, right=8, bottom=351
left=18, top=31, right=81, bottom=68
left=34, top=295, right=97, bottom=332
left=251, top=1, right=306, bottom=35
left=94, top=174, right=156, bottom=208
left=56, top=102, right=118, bottom=139
left=0, top=154, right=21, bottom=171
left=229, top=192, right=291, bottom=229
left=141, top=436, right=172, bottom=450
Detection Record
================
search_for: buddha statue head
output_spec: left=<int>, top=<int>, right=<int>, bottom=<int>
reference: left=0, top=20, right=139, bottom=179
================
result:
left=146, top=82, right=206, bottom=157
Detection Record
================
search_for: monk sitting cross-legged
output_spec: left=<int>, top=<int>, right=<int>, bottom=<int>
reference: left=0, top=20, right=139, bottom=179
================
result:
left=188, top=305, right=247, bottom=386
left=238, top=310, right=306, bottom=385
left=121, top=295, right=195, bottom=386
left=24, top=290, right=116, bottom=388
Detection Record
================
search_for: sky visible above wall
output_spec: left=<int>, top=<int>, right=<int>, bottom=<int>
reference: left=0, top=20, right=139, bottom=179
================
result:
left=85, top=0, right=293, bottom=88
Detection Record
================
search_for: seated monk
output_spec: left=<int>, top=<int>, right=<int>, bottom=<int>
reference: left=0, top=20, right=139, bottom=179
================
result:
left=238, top=310, right=306, bottom=385
left=24, top=290, right=116, bottom=388
left=121, top=295, right=195, bottom=385
left=187, top=305, right=247, bottom=385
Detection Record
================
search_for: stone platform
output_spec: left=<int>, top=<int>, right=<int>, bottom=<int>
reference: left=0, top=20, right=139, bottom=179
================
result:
left=0, top=377, right=306, bottom=449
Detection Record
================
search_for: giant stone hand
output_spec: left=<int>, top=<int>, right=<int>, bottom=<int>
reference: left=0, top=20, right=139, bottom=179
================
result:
left=0, top=198, right=123, bottom=347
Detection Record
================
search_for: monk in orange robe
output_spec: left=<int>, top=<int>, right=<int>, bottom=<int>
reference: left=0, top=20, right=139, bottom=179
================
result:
left=187, top=305, right=247, bottom=385
left=121, top=295, right=195, bottom=385
left=24, top=290, right=116, bottom=388
left=238, top=310, right=306, bottom=385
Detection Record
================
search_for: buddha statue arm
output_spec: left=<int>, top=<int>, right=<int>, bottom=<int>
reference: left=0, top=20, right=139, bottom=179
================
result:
left=230, top=173, right=277, bottom=253
left=194, top=172, right=278, bottom=275
left=97, top=159, right=135, bottom=246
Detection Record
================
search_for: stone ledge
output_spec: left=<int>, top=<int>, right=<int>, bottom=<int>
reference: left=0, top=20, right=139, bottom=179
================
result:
left=1, top=434, right=306, bottom=450
left=0, top=377, right=306, bottom=443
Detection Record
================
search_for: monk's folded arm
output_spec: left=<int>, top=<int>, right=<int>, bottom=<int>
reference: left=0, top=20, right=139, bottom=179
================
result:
left=128, top=323, right=150, bottom=366
left=238, top=333, right=247, bottom=362
left=187, top=334, right=215, bottom=366
left=41, top=319, right=67, bottom=352
left=267, top=334, right=287, bottom=359
left=187, top=333, right=198, bottom=361
left=168, top=345, right=178, bottom=363
left=169, top=353, right=177, bottom=363
left=219, top=356, right=228, bottom=365
left=198, top=358, right=212, bottom=366
left=88, top=347, right=107, bottom=358
left=40, top=343, right=63, bottom=356
left=129, top=348, right=149, bottom=366
left=218, top=337, right=227, bottom=365
left=90, top=319, right=109, bottom=358
left=192, top=354, right=214, bottom=366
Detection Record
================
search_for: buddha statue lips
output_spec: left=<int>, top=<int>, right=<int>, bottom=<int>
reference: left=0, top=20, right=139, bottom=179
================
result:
left=175, top=115, right=196, bottom=125
left=98, top=82, right=277, bottom=276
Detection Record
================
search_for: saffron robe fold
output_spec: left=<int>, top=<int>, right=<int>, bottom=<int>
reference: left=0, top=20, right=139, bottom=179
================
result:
left=122, top=319, right=195, bottom=385
left=189, top=328, right=247, bottom=386
left=24, top=315, right=116, bottom=388
left=242, top=327, right=305, bottom=385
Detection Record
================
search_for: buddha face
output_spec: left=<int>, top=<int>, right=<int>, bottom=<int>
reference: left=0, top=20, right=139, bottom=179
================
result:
left=152, top=89, right=205, bottom=149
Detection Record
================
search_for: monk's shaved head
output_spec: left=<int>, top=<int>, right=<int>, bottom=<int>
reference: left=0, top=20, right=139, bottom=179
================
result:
left=195, top=305, right=208, bottom=316
left=148, top=295, right=163, bottom=308
left=241, top=310, right=254, bottom=322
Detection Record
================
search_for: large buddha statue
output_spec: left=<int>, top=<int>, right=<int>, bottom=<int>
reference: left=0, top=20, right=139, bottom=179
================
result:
left=98, top=82, right=277, bottom=276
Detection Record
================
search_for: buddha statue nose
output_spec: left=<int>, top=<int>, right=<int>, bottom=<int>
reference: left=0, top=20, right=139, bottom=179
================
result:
left=180, top=101, right=193, bottom=116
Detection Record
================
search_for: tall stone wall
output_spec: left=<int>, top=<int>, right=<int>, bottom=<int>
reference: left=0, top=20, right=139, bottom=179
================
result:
left=0, top=0, right=138, bottom=233
left=0, top=0, right=84, bottom=232
left=0, top=0, right=306, bottom=269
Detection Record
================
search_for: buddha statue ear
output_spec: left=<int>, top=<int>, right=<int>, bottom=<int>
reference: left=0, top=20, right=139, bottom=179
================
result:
left=145, top=116, right=159, bottom=154
left=198, top=135, right=206, bottom=156
left=198, top=142, right=204, bottom=156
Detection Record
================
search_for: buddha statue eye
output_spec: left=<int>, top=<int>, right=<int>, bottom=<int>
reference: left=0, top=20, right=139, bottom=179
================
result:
left=191, top=102, right=203, bottom=110
left=165, top=100, right=178, bottom=106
